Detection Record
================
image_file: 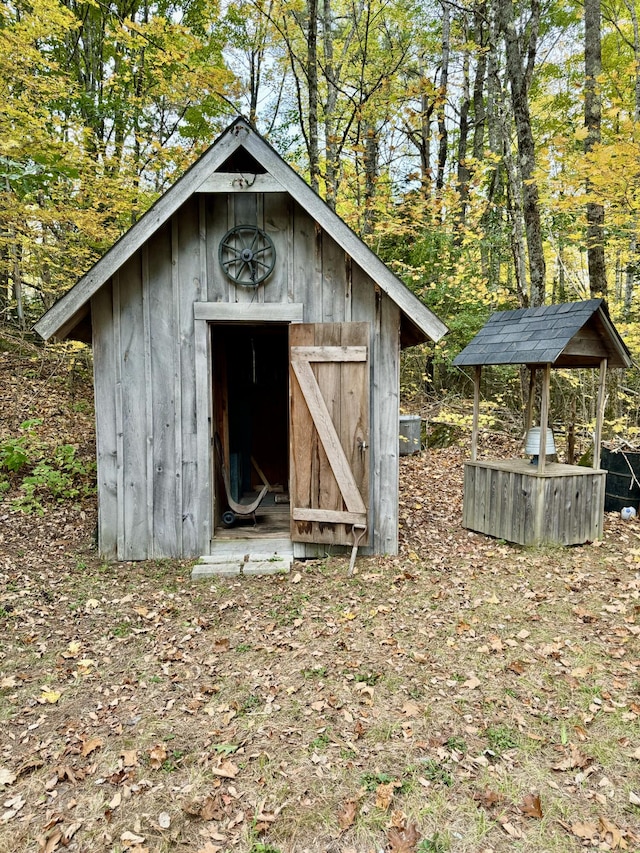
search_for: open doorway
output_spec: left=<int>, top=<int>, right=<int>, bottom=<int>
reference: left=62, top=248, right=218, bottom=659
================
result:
left=211, top=323, right=290, bottom=539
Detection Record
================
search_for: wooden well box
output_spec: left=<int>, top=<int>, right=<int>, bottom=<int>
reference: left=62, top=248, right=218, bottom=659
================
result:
left=453, top=300, right=631, bottom=548
left=463, top=459, right=607, bottom=546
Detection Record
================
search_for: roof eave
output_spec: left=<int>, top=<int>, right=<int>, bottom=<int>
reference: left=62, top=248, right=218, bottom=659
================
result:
left=34, top=122, right=249, bottom=341
left=240, top=130, right=448, bottom=344
left=594, top=305, right=633, bottom=369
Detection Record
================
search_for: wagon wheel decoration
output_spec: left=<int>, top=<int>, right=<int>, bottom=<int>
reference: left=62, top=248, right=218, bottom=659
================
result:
left=218, top=225, right=276, bottom=287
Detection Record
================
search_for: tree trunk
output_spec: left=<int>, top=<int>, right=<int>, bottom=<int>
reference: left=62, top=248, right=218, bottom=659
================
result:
left=584, top=0, right=607, bottom=297
left=480, top=6, right=506, bottom=288
left=436, top=0, right=451, bottom=198
left=362, top=123, right=378, bottom=237
left=498, top=0, right=546, bottom=305
left=307, top=0, right=320, bottom=193
left=623, top=0, right=640, bottom=316
left=323, top=0, right=338, bottom=210
left=404, top=55, right=434, bottom=197
left=472, top=0, right=487, bottom=163
left=454, top=14, right=471, bottom=243
left=502, top=128, right=529, bottom=308
left=9, top=224, right=25, bottom=328
left=624, top=235, right=636, bottom=318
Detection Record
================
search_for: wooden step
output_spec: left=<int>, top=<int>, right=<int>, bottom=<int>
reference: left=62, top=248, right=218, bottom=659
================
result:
left=192, top=538, right=294, bottom=579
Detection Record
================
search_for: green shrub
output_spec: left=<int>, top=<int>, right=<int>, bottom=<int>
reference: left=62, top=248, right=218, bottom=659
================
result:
left=0, top=418, right=43, bottom=473
left=0, top=423, right=95, bottom=514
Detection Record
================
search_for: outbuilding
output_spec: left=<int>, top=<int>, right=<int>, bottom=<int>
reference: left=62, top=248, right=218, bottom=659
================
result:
left=35, top=118, right=447, bottom=565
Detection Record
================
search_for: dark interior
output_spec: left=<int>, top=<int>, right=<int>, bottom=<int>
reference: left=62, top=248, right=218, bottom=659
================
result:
left=211, top=324, right=289, bottom=529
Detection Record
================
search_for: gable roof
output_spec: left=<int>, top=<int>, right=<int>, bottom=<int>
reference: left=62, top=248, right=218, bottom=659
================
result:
left=453, top=299, right=632, bottom=369
left=34, top=117, right=447, bottom=346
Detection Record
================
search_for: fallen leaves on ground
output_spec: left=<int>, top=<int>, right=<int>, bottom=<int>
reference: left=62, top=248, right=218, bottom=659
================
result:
left=1, top=354, right=639, bottom=851
left=387, top=821, right=421, bottom=852
left=519, top=792, right=543, bottom=819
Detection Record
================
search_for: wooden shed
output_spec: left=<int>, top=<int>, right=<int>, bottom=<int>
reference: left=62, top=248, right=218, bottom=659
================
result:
left=35, top=118, right=447, bottom=565
left=453, top=299, right=632, bottom=546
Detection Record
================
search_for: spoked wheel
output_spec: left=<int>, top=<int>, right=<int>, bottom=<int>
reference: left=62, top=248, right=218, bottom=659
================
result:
left=218, top=225, right=276, bottom=286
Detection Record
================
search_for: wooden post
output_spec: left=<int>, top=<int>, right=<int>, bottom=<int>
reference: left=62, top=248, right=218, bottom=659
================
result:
left=525, top=367, right=536, bottom=435
left=471, top=365, right=481, bottom=461
left=524, top=366, right=536, bottom=466
left=537, top=363, right=551, bottom=473
left=594, top=358, right=607, bottom=469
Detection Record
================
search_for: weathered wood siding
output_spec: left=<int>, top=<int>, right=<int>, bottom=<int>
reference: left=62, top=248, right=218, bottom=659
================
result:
left=92, top=198, right=202, bottom=559
left=463, top=459, right=606, bottom=546
left=92, top=191, right=401, bottom=559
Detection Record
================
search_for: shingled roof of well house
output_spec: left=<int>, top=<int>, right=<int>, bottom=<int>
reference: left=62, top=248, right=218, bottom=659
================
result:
left=453, top=299, right=632, bottom=369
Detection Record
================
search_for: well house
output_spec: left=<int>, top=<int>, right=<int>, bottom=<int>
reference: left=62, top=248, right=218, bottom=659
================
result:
left=453, top=299, right=631, bottom=546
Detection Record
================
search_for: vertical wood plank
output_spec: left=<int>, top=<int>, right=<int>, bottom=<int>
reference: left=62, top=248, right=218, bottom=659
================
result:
left=316, top=324, right=342, bottom=526
left=113, top=273, right=125, bottom=559
left=528, top=474, right=540, bottom=544
left=498, top=468, right=509, bottom=536
left=232, top=193, right=261, bottom=304
left=462, top=464, right=472, bottom=529
left=289, top=323, right=316, bottom=542
left=91, top=282, right=118, bottom=558
left=263, top=193, right=290, bottom=304
left=341, top=321, right=369, bottom=528
left=483, top=461, right=492, bottom=529
left=205, top=195, right=229, bottom=303
left=544, top=477, right=559, bottom=543
left=351, top=263, right=381, bottom=554
left=471, top=366, right=481, bottom=461
left=321, top=232, right=346, bottom=323
left=226, top=194, right=233, bottom=303
left=195, top=192, right=210, bottom=552
left=292, top=202, right=321, bottom=322
left=199, top=195, right=207, bottom=303
left=118, top=252, right=148, bottom=559
left=148, top=222, right=178, bottom=556
left=537, top=363, right=551, bottom=474
left=194, top=318, right=212, bottom=553
left=287, top=196, right=295, bottom=306
left=210, top=328, right=229, bottom=531
left=372, top=290, right=400, bottom=555
left=179, top=198, right=203, bottom=554
left=345, top=256, right=353, bottom=321
left=172, top=216, right=183, bottom=555
left=566, top=477, right=585, bottom=541
left=142, top=243, right=154, bottom=557
left=594, top=473, right=604, bottom=538
left=594, top=358, right=607, bottom=469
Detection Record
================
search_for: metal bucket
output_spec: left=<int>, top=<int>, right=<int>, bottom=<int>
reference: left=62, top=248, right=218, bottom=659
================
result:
left=524, top=427, right=556, bottom=456
left=399, top=415, right=421, bottom=455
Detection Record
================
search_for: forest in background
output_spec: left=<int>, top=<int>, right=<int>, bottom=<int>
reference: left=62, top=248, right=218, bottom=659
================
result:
left=1, top=0, right=639, bottom=440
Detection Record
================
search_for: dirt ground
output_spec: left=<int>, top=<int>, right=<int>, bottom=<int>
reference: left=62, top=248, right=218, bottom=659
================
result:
left=0, top=345, right=639, bottom=853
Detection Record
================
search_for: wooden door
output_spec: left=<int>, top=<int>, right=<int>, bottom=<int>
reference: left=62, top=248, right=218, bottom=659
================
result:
left=290, top=322, right=369, bottom=546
